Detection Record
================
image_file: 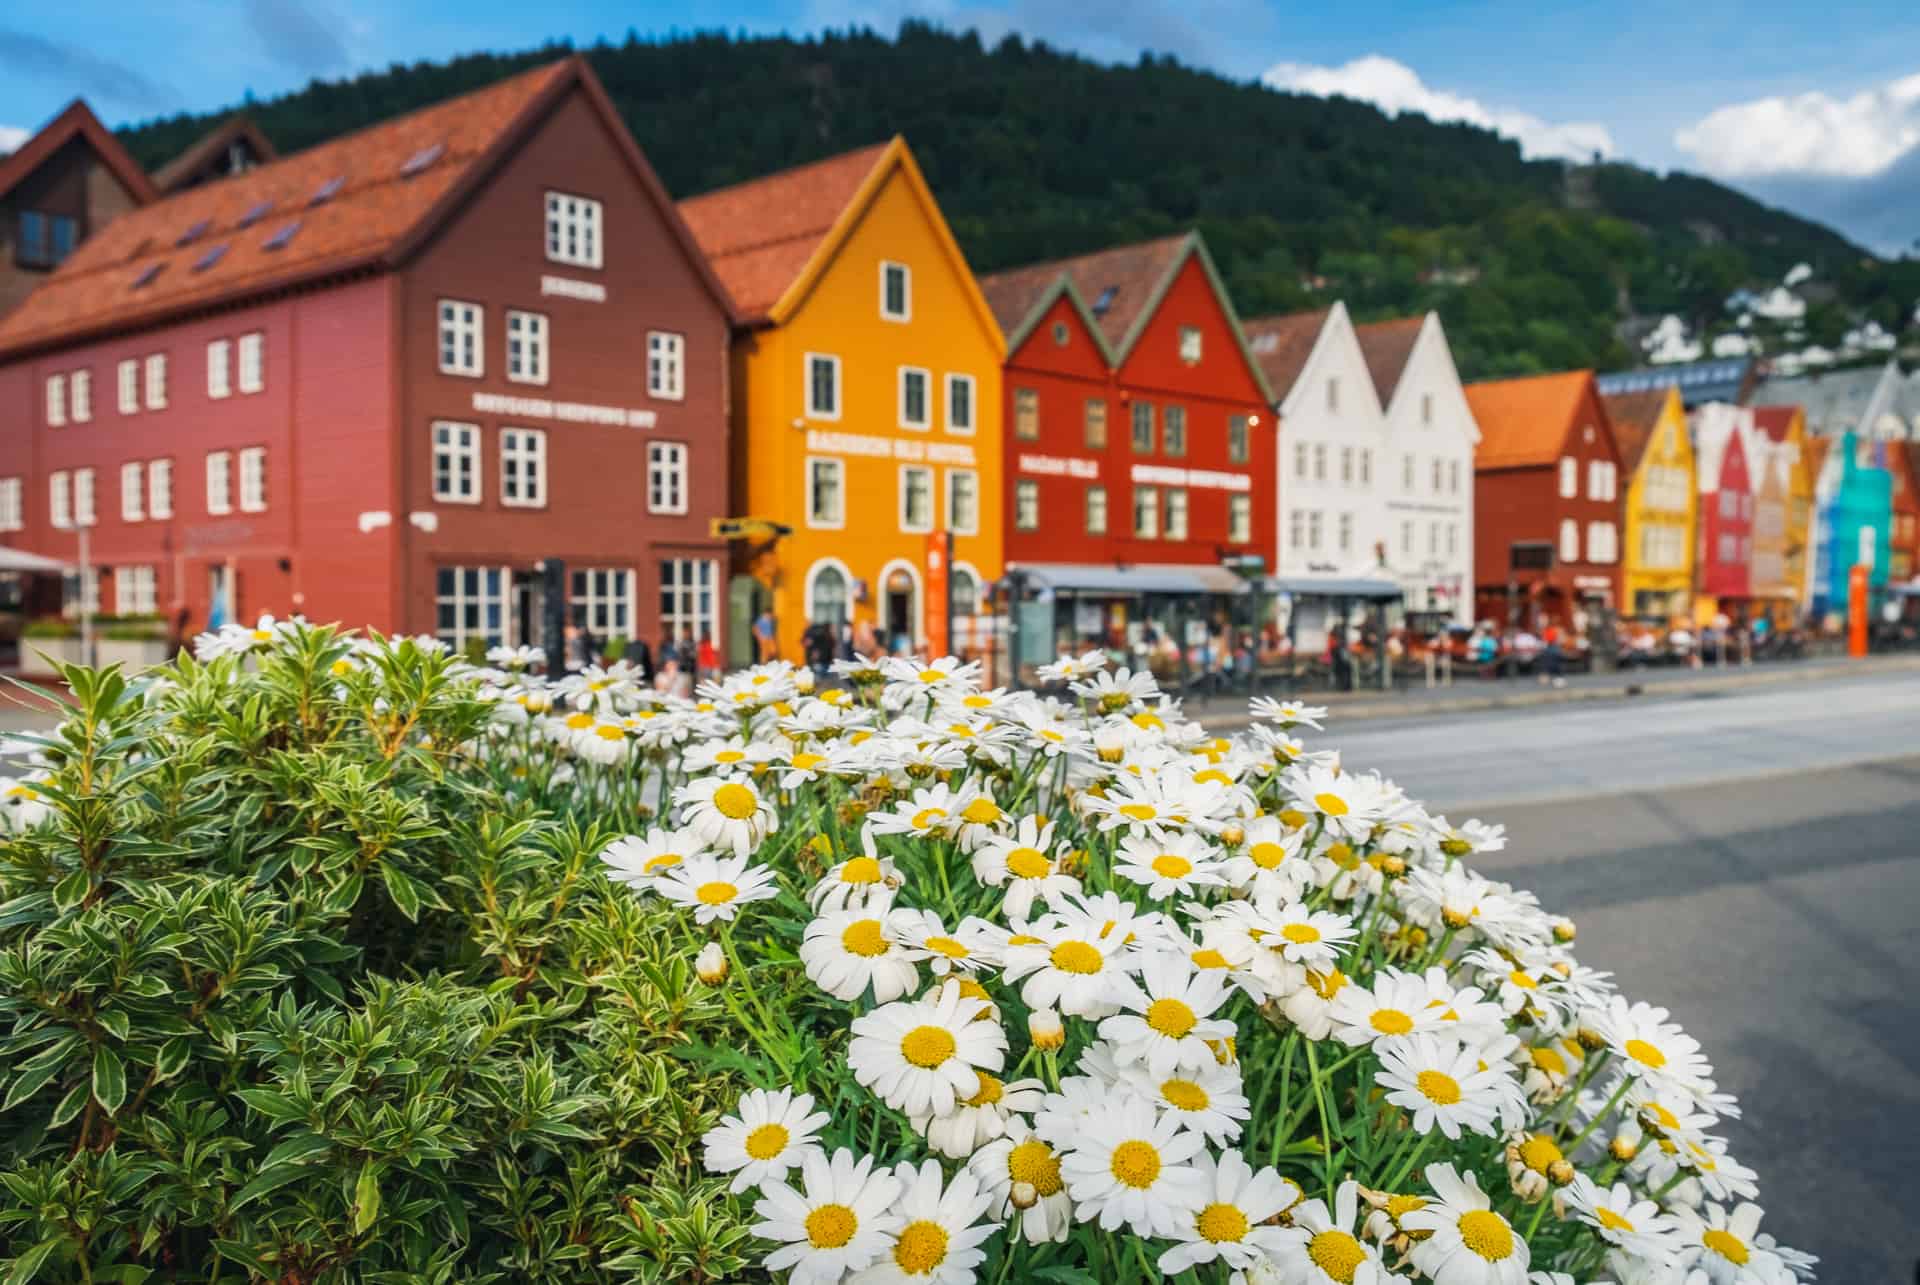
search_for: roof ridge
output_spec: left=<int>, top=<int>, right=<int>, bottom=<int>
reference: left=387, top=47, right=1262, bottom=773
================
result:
left=681, top=139, right=891, bottom=206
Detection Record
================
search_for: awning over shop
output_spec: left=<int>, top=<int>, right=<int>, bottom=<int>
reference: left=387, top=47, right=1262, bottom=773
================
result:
left=0, top=546, right=72, bottom=575
left=1011, top=563, right=1250, bottom=596
left=1258, top=575, right=1403, bottom=600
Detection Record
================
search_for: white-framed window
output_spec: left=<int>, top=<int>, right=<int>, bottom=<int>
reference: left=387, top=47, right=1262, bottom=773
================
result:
left=1327, top=378, right=1339, bottom=412
left=118, top=359, right=139, bottom=414
left=880, top=261, right=910, bottom=321
left=1308, top=510, right=1323, bottom=550
left=1085, top=399, right=1108, bottom=449
left=1421, top=393, right=1433, bottom=425
left=1164, top=487, right=1189, bottom=540
left=506, top=310, right=549, bottom=385
left=1358, top=448, right=1371, bottom=485
left=647, top=440, right=688, bottom=514
left=116, top=565, right=156, bottom=615
left=144, top=355, right=167, bottom=409
left=1163, top=405, right=1187, bottom=457
left=1449, top=459, right=1461, bottom=494
left=62, top=567, right=101, bottom=617
left=501, top=428, right=547, bottom=508
left=1402, top=453, right=1414, bottom=491
left=45, top=374, right=66, bottom=427
left=1289, top=507, right=1304, bottom=550
left=1086, top=485, right=1108, bottom=535
left=1312, top=443, right=1327, bottom=481
left=207, top=339, right=232, bottom=399
left=946, top=468, right=978, bottom=535
left=807, top=456, right=845, bottom=529
left=1340, top=446, right=1354, bottom=484
left=945, top=373, right=975, bottom=435
left=238, top=447, right=267, bottom=512
left=1558, top=456, right=1577, bottom=498
left=544, top=191, right=603, bottom=269
left=1229, top=493, right=1252, bottom=544
left=1559, top=518, right=1580, bottom=563
left=1295, top=442, right=1309, bottom=478
left=1338, top=511, right=1354, bottom=552
left=1178, top=325, right=1202, bottom=364
left=438, top=300, right=483, bottom=376
left=431, top=421, right=479, bottom=503
left=0, top=478, right=21, bottom=532
left=1447, top=523, right=1458, bottom=555
left=1229, top=414, right=1250, bottom=464
left=900, top=465, right=934, bottom=533
left=1587, top=520, right=1617, bottom=563
left=148, top=458, right=173, bottom=519
left=1133, top=484, right=1160, bottom=539
left=1015, top=480, right=1039, bottom=531
left=436, top=566, right=509, bottom=648
left=71, top=370, right=91, bottom=422
left=1588, top=459, right=1603, bottom=500
left=647, top=331, right=685, bottom=400
left=1015, top=388, right=1040, bottom=440
left=1131, top=401, right=1154, bottom=453
left=1433, top=457, right=1445, bottom=493
left=1429, top=521, right=1440, bottom=555
left=571, top=567, right=635, bottom=637
left=898, top=366, right=930, bottom=430
left=806, top=353, right=841, bottom=420
left=659, top=559, right=718, bottom=647
left=238, top=332, right=264, bottom=394
left=50, top=471, right=71, bottom=530
left=73, top=468, right=95, bottom=526
left=1399, top=519, right=1411, bottom=554
left=121, top=461, right=145, bottom=522
left=806, top=559, right=852, bottom=625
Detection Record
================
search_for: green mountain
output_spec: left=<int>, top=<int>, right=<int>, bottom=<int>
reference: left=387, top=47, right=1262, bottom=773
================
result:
left=116, top=23, right=1920, bottom=379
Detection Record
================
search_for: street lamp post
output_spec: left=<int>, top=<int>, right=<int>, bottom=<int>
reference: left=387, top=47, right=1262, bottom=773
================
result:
left=77, top=514, right=94, bottom=669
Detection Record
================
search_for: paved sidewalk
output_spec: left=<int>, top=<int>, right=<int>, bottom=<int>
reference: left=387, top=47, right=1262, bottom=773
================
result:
left=1189, top=650, right=1920, bottom=728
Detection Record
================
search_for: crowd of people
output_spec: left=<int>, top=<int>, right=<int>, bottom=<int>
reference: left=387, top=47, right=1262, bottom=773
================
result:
left=559, top=620, right=719, bottom=696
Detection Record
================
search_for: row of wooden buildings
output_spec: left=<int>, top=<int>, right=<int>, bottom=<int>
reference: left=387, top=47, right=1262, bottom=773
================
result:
left=1, top=60, right=1911, bottom=668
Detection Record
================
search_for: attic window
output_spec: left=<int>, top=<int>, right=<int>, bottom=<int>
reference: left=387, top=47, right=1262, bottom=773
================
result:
left=1252, top=333, right=1278, bottom=353
left=192, top=244, right=228, bottom=273
left=400, top=143, right=444, bottom=177
left=176, top=219, right=210, bottom=247
left=131, top=263, right=165, bottom=289
left=1051, top=321, right=1069, bottom=346
left=263, top=220, right=302, bottom=251
left=239, top=200, right=273, bottom=228
left=1092, top=286, right=1117, bottom=316
left=310, top=176, right=345, bottom=206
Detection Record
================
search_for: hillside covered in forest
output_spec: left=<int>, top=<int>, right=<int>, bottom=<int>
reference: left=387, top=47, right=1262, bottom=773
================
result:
left=116, top=23, right=1920, bottom=379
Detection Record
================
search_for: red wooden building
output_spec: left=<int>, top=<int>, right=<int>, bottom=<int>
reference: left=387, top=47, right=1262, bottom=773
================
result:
left=1691, top=403, right=1755, bottom=611
left=979, top=233, right=1273, bottom=655
left=1463, top=370, right=1624, bottom=630
left=0, top=59, right=735, bottom=656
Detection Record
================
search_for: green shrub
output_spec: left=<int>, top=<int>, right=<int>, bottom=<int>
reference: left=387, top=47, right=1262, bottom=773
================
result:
left=0, top=635, right=753, bottom=1283
left=19, top=619, right=78, bottom=640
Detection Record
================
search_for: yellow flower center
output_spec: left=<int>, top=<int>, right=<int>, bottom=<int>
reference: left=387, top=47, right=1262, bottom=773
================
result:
left=805, top=1203, right=857, bottom=1249
left=947, top=723, right=976, bottom=739
left=1457, top=1210, right=1514, bottom=1261
left=924, top=936, right=970, bottom=960
left=1249, top=841, right=1285, bottom=869
left=1307, top=1230, right=1367, bottom=1283
left=1415, top=1069, right=1462, bottom=1105
left=1507, top=969, right=1538, bottom=990
left=1006, top=847, right=1052, bottom=879
left=1108, top=1140, right=1162, bottom=1189
left=1191, top=948, right=1230, bottom=970
left=1160, top=1078, right=1210, bottom=1111
left=917, top=668, right=946, bottom=682
left=1595, top=1206, right=1634, bottom=1232
left=1281, top=923, right=1321, bottom=945
left=643, top=853, right=682, bottom=873
left=1314, top=792, right=1350, bottom=817
left=839, top=856, right=882, bottom=884
left=1279, top=808, right=1308, bottom=829
left=1151, top=854, right=1193, bottom=879
left=565, top=712, right=595, bottom=729
left=714, top=749, right=746, bottom=762
left=900, top=1025, right=957, bottom=1068
left=911, top=807, right=949, bottom=830
left=1192, top=768, right=1230, bottom=786
left=893, top=1220, right=950, bottom=1273
left=1145, top=997, right=1198, bottom=1038
left=1117, top=803, right=1158, bottom=822
left=1530, top=1046, right=1567, bottom=1076
left=961, top=1072, right=1004, bottom=1107
left=961, top=798, right=1002, bottom=825
left=1327, top=841, right=1359, bottom=870
left=711, top=783, right=759, bottom=820
left=1196, top=1202, right=1249, bottom=1243
left=1370, top=1009, right=1415, bottom=1036
left=791, top=752, right=826, bottom=770
left=1518, top=1134, right=1563, bottom=1173
left=1644, top=1101, right=1681, bottom=1130
left=695, top=881, right=738, bottom=906
left=743, top=1122, right=789, bottom=1160
left=251, top=629, right=273, bottom=642
left=963, top=693, right=992, bottom=708
left=841, top=919, right=888, bottom=957
left=1131, top=711, right=1165, bottom=731
left=1386, top=1194, right=1427, bottom=1220
left=1049, top=941, right=1103, bottom=974
left=1701, top=1229, right=1749, bottom=1265
left=594, top=724, right=626, bottom=741
left=1008, top=1139, right=1063, bottom=1196
left=1624, top=1038, right=1667, bottom=1069
left=330, top=659, right=352, bottom=676
left=1007, top=934, right=1041, bottom=946
left=1306, top=968, right=1346, bottom=1000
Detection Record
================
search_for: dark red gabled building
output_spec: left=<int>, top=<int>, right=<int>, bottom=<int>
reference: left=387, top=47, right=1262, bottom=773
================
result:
left=0, top=58, right=735, bottom=656
left=980, top=233, right=1274, bottom=657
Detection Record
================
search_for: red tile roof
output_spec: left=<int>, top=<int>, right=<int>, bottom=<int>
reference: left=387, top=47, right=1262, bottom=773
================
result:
left=0, top=99, right=156, bottom=209
left=1600, top=387, right=1672, bottom=475
left=1750, top=405, right=1800, bottom=442
left=1466, top=370, right=1594, bottom=470
left=1241, top=309, right=1331, bottom=401
left=152, top=117, right=279, bottom=194
left=1352, top=315, right=1424, bottom=406
left=678, top=142, right=892, bottom=321
left=978, top=234, right=1190, bottom=354
left=0, top=61, right=577, bottom=357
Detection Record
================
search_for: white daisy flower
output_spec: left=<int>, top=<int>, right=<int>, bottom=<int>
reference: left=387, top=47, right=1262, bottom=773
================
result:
left=865, top=783, right=962, bottom=841
left=1375, top=1034, right=1509, bottom=1140
left=1218, top=813, right=1309, bottom=900
left=969, top=816, right=1081, bottom=920
left=1058, top=1096, right=1208, bottom=1237
left=1672, top=1202, right=1784, bottom=1285
left=1560, top=1174, right=1683, bottom=1269
left=968, top=1121, right=1072, bottom=1245
left=801, top=893, right=920, bottom=1004
left=655, top=853, right=780, bottom=925
left=676, top=775, right=779, bottom=857
left=808, top=847, right=901, bottom=913
left=701, top=1087, right=829, bottom=1194
left=1267, top=902, right=1358, bottom=972
left=1117, top=1058, right=1252, bottom=1146
left=600, top=827, right=710, bottom=888
left=1590, top=997, right=1716, bottom=1099
left=1099, top=954, right=1237, bottom=1081
left=1001, top=920, right=1129, bottom=1019
left=1036, top=648, right=1107, bottom=684
left=848, top=983, right=1008, bottom=1117
left=1326, top=967, right=1450, bottom=1047
left=849, top=1158, right=997, bottom=1284
left=1112, top=830, right=1230, bottom=900
left=1070, top=665, right=1160, bottom=714
left=1403, top=1163, right=1530, bottom=1284
left=751, top=1147, right=904, bottom=1285
left=908, top=1072, right=1045, bottom=1160
left=1267, top=1177, right=1388, bottom=1284
left=1282, top=762, right=1376, bottom=842
left=1249, top=695, right=1326, bottom=730
left=886, top=909, right=1001, bottom=976
left=1156, top=1150, right=1300, bottom=1276
left=1280, top=966, right=1350, bottom=1041
left=683, top=735, right=780, bottom=776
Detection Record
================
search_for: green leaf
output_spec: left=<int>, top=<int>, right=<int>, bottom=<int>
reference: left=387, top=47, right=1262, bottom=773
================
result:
left=48, top=1081, right=87, bottom=1129
left=5, top=1235, right=62, bottom=1285
left=2, top=1056, right=66, bottom=1113
left=154, top=1037, right=191, bottom=1081
left=378, top=861, right=423, bottom=922
left=353, top=1162, right=381, bottom=1235
left=229, top=1164, right=307, bottom=1213
left=94, top=1009, right=130, bottom=1042
left=233, top=1089, right=305, bottom=1123
left=50, top=868, right=90, bottom=915
left=261, top=1132, right=332, bottom=1168
left=91, top=1045, right=127, bottom=1113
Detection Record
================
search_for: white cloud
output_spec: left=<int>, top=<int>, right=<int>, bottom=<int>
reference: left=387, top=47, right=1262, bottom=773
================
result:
left=1263, top=54, right=1615, bottom=162
left=0, top=125, right=28, bottom=155
left=1675, top=72, right=1920, bottom=178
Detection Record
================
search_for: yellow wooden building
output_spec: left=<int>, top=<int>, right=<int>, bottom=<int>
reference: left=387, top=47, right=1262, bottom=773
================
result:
left=1753, top=405, right=1811, bottom=617
left=1602, top=385, right=1696, bottom=620
left=681, top=138, right=1005, bottom=664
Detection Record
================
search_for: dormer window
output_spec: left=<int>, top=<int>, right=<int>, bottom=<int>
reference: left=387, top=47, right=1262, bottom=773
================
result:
left=15, top=211, right=78, bottom=268
left=1092, top=286, right=1117, bottom=316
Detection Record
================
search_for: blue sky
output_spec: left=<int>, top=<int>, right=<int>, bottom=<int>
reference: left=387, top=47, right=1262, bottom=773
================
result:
left=4, top=0, right=1918, bottom=251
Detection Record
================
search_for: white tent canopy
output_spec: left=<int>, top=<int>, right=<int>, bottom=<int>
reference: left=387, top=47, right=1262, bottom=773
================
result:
left=0, top=546, right=72, bottom=575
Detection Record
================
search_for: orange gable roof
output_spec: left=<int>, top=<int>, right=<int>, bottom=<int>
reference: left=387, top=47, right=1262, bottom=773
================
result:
left=1353, top=315, right=1424, bottom=406
left=0, top=61, right=578, bottom=357
left=1466, top=370, right=1594, bottom=470
left=678, top=142, right=892, bottom=321
left=1600, top=387, right=1671, bottom=474
left=0, top=99, right=157, bottom=209
left=1241, top=309, right=1330, bottom=402
left=978, top=234, right=1189, bottom=355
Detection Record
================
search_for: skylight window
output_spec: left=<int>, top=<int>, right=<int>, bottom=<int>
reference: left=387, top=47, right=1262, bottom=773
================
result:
left=131, top=263, right=165, bottom=289
left=310, top=176, right=344, bottom=206
left=400, top=143, right=444, bottom=177
left=176, top=219, right=210, bottom=247
left=192, top=244, right=228, bottom=273
left=263, top=220, right=302, bottom=251
left=1092, top=286, right=1117, bottom=316
left=238, top=200, right=273, bottom=228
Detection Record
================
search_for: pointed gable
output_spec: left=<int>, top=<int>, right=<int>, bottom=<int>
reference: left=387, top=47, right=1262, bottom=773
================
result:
left=1352, top=316, right=1424, bottom=408
left=1242, top=308, right=1332, bottom=404
left=152, top=117, right=280, bottom=194
left=1600, top=386, right=1674, bottom=475
left=0, top=100, right=156, bottom=209
left=1465, top=370, right=1595, bottom=470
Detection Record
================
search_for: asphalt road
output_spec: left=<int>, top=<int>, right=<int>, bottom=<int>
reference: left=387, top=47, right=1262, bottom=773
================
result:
left=1328, top=674, right=1920, bottom=1283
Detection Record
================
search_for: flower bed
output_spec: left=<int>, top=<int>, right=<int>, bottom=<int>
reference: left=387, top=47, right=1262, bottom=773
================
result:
left=0, top=623, right=1813, bottom=1284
